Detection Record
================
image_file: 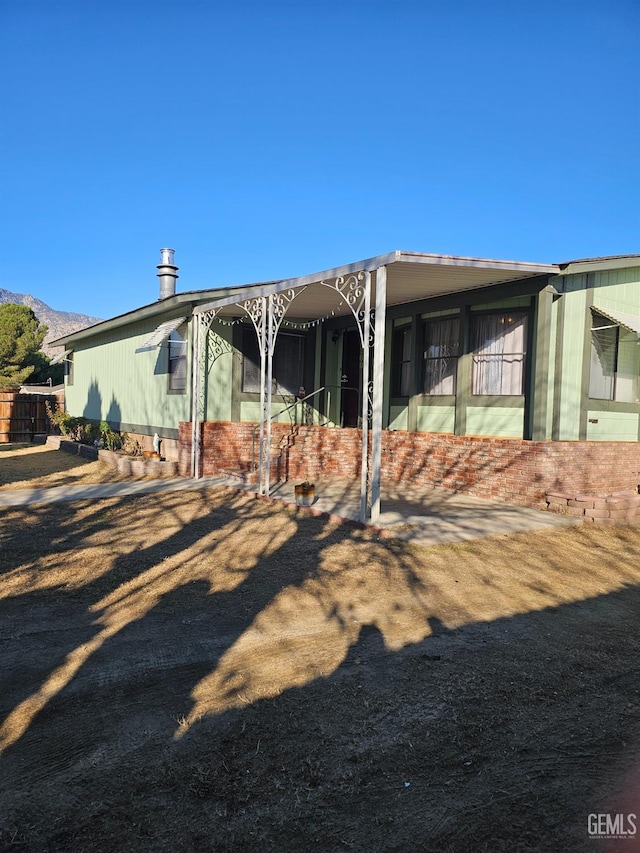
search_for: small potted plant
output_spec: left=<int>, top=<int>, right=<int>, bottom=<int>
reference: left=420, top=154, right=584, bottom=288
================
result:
left=294, top=480, right=316, bottom=507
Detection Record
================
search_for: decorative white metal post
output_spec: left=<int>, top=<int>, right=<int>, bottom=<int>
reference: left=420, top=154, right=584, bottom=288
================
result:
left=370, top=265, right=387, bottom=523
left=191, top=309, right=217, bottom=478
left=190, top=315, right=200, bottom=477
left=316, top=269, right=373, bottom=523
left=359, top=272, right=372, bottom=522
left=239, top=289, right=304, bottom=496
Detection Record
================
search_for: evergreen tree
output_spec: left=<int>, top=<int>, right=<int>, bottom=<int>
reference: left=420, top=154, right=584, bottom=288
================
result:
left=0, top=304, right=49, bottom=390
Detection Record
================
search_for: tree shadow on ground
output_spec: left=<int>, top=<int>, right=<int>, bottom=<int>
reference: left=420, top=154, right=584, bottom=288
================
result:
left=0, top=444, right=103, bottom=489
left=1, top=490, right=640, bottom=851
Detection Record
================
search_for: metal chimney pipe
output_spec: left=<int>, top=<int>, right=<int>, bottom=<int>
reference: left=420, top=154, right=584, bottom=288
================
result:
left=157, top=248, right=179, bottom=299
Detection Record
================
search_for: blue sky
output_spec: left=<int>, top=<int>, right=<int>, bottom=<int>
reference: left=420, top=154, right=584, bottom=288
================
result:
left=2, top=0, right=638, bottom=319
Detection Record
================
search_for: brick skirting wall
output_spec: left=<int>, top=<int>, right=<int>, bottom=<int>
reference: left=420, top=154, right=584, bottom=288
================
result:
left=179, top=422, right=640, bottom=508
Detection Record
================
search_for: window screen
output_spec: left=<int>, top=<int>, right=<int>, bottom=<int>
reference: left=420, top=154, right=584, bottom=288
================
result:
left=168, top=328, right=187, bottom=392
left=242, top=329, right=305, bottom=396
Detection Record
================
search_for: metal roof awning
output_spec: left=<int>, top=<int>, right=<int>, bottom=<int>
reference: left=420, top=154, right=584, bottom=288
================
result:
left=135, top=317, right=186, bottom=353
left=49, top=349, right=71, bottom=365
left=593, top=307, right=640, bottom=335
left=194, top=252, right=558, bottom=322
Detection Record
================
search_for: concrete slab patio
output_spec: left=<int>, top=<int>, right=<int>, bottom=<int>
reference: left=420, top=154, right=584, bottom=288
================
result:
left=268, top=478, right=579, bottom=545
left=0, top=474, right=578, bottom=545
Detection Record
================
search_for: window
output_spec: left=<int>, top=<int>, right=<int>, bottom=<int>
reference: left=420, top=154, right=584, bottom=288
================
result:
left=242, top=329, right=305, bottom=396
left=471, top=311, right=527, bottom=395
left=65, top=351, right=74, bottom=387
left=391, top=323, right=412, bottom=396
left=589, top=311, right=639, bottom=402
left=168, top=327, right=187, bottom=393
left=422, top=316, right=460, bottom=395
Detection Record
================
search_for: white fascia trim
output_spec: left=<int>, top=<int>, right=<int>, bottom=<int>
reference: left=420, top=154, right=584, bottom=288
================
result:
left=193, top=252, right=399, bottom=315
left=560, top=257, right=640, bottom=275
left=396, top=251, right=559, bottom=274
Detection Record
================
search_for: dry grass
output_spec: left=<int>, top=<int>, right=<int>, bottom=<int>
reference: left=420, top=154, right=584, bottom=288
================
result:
left=0, top=443, right=131, bottom=490
left=1, top=447, right=639, bottom=851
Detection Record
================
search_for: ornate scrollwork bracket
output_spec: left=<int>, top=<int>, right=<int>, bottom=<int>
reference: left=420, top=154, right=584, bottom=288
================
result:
left=317, top=272, right=376, bottom=348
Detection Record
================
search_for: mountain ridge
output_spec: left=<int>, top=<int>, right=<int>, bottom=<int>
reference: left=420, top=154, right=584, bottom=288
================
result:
left=0, top=288, right=102, bottom=357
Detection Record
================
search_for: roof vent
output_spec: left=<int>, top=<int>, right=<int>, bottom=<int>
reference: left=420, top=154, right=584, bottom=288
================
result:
left=157, top=248, right=179, bottom=299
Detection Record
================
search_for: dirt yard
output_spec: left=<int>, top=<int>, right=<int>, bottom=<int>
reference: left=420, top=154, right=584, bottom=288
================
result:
left=0, top=443, right=130, bottom=491
left=1, top=445, right=640, bottom=851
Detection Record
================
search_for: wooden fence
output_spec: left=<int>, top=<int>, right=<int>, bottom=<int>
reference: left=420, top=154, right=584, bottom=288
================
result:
left=0, top=391, right=63, bottom=443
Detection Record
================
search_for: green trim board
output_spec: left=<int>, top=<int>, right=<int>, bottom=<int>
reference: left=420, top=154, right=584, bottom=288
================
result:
left=526, top=289, right=553, bottom=440
left=551, top=295, right=565, bottom=440
left=579, top=288, right=595, bottom=440
left=454, top=305, right=471, bottom=436
left=385, top=275, right=549, bottom=322
left=112, top=422, right=180, bottom=441
left=556, top=288, right=588, bottom=440
left=546, top=297, right=558, bottom=439
left=470, top=295, right=532, bottom=311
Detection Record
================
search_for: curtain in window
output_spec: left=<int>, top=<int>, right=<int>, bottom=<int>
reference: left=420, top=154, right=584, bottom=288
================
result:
left=423, top=317, right=460, bottom=395
left=472, top=313, right=527, bottom=395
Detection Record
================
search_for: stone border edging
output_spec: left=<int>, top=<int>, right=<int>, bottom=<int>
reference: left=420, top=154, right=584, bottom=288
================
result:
left=46, top=436, right=178, bottom=478
left=545, top=491, right=640, bottom=525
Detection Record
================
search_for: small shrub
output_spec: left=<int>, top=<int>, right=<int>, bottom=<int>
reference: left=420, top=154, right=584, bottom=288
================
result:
left=100, top=421, right=123, bottom=451
left=45, top=404, right=125, bottom=450
left=45, top=402, right=72, bottom=435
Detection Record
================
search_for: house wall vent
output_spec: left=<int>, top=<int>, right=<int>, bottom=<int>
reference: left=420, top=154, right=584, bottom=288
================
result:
left=157, top=248, right=179, bottom=299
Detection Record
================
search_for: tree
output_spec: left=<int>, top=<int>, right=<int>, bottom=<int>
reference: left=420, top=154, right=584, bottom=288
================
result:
left=0, top=304, right=49, bottom=390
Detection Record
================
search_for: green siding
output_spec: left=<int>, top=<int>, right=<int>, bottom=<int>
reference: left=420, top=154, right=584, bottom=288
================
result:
left=205, top=325, right=234, bottom=422
left=615, top=328, right=640, bottom=403
left=466, top=405, right=525, bottom=438
left=586, top=411, right=639, bottom=441
left=388, top=405, right=408, bottom=431
left=416, top=404, right=455, bottom=433
left=592, top=268, right=640, bottom=316
left=239, top=400, right=319, bottom=423
left=557, top=287, right=588, bottom=439
left=65, top=316, right=191, bottom=435
left=546, top=298, right=557, bottom=438
left=551, top=269, right=640, bottom=441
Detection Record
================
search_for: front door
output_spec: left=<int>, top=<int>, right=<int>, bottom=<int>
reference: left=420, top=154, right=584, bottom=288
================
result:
left=340, top=329, right=361, bottom=427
